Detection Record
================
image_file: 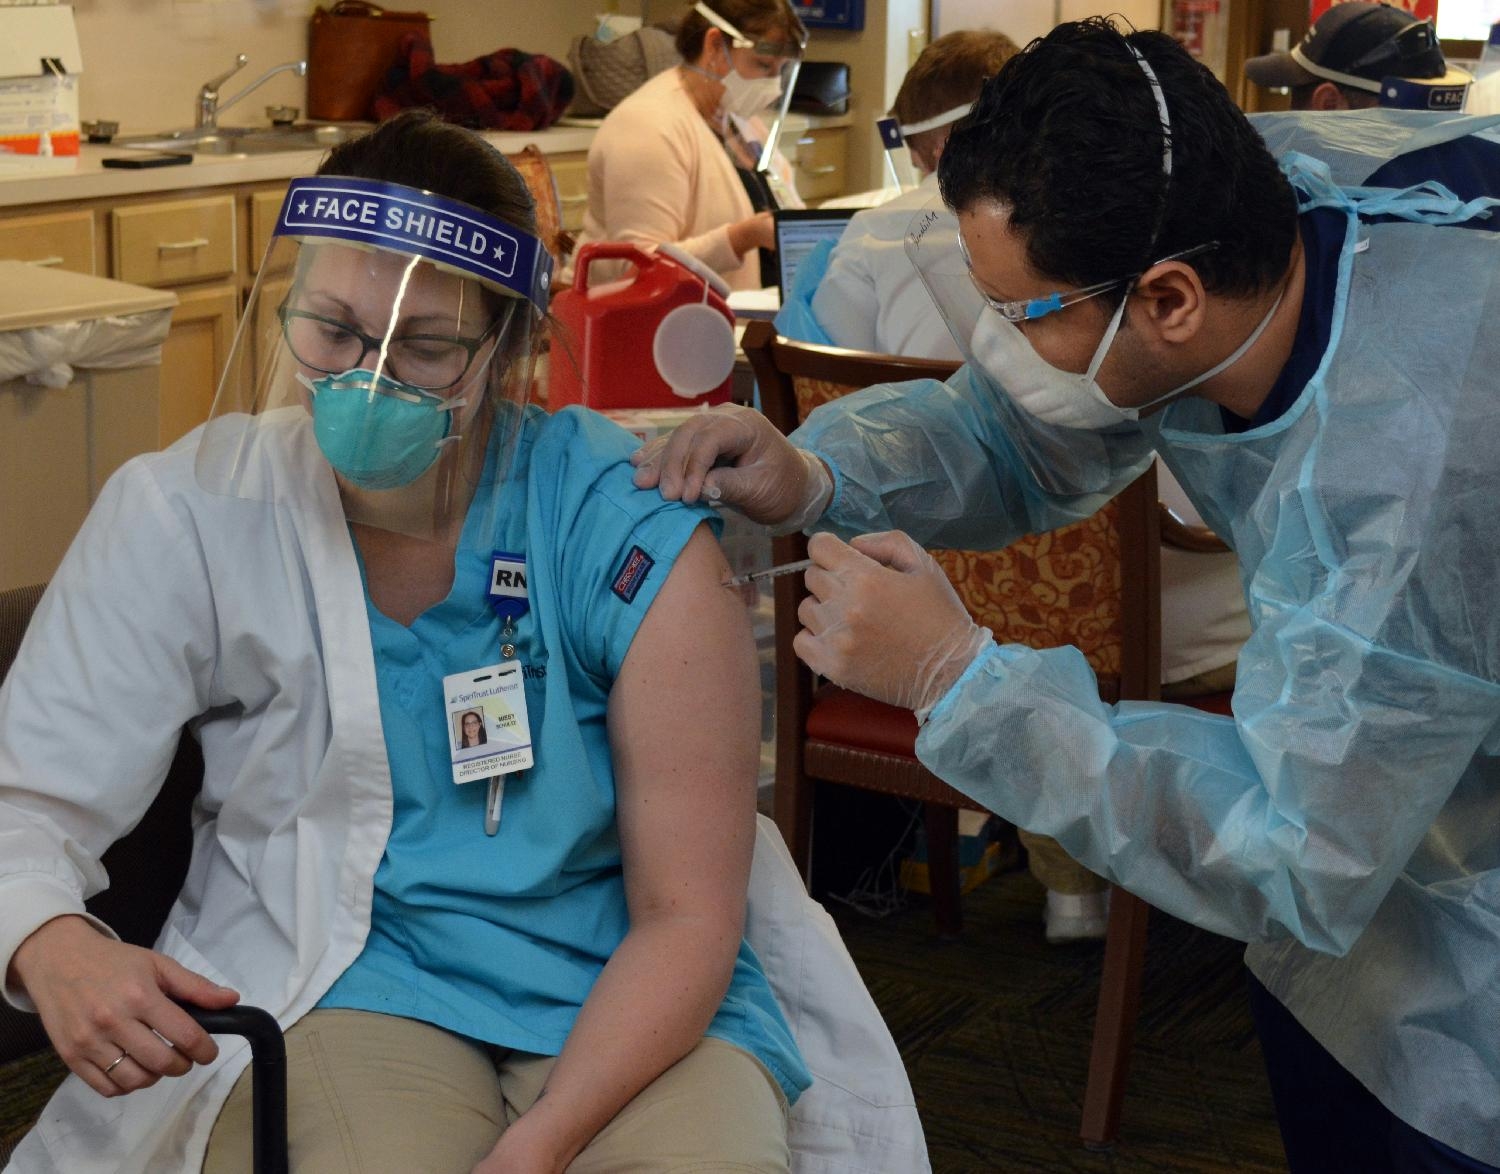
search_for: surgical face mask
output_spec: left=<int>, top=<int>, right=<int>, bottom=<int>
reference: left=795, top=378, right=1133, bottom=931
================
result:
left=299, top=368, right=464, bottom=490
left=720, top=65, right=783, bottom=118
left=971, top=288, right=1285, bottom=431
left=970, top=298, right=1135, bottom=431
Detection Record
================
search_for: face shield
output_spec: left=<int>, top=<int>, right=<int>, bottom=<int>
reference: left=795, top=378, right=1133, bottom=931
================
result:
left=893, top=102, right=974, bottom=185
left=196, top=176, right=552, bottom=539
left=1290, top=18, right=1474, bottom=110
left=903, top=196, right=1123, bottom=494
left=692, top=1, right=805, bottom=174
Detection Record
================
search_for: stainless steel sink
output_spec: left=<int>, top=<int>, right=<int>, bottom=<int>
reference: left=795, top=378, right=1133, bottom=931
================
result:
left=116, top=123, right=369, bottom=157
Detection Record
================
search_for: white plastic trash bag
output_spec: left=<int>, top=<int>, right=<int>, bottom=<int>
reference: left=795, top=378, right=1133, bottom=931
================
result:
left=0, top=307, right=172, bottom=389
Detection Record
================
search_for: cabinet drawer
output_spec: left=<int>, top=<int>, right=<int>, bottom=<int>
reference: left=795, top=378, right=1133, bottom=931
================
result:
left=113, top=196, right=236, bottom=288
left=0, top=209, right=95, bottom=275
left=793, top=128, right=848, bottom=202
left=549, top=150, right=590, bottom=234
left=249, top=187, right=289, bottom=274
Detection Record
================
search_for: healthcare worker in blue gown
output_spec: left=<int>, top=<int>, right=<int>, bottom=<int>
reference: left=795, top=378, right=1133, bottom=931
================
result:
left=635, top=19, right=1500, bottom=1173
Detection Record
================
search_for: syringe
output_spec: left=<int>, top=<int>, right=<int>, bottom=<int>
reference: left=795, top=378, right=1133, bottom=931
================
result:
left=723, top=558, right=814, bottom=588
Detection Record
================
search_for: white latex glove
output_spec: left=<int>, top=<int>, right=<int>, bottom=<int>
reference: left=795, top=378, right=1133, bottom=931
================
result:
left=630, top=403, right=831, bottom=533
left=795, top=530, right=994, bottom=717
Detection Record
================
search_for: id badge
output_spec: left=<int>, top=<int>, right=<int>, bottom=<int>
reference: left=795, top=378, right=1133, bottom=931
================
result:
left=443, top=662, right=534, bottom=785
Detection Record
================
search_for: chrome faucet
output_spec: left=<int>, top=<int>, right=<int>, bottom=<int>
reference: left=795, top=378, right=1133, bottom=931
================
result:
left=196, top=56, right=308, bottom=129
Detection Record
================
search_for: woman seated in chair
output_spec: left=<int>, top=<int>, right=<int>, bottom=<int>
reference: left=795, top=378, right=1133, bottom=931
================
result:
left=0, top=110, right=821, bottom=1173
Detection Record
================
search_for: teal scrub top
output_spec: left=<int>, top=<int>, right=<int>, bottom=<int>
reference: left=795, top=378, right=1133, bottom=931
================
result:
left=318, top=405, right=810, bottom=1105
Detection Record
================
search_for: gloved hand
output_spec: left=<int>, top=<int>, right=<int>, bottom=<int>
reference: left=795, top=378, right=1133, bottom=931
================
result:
left=630, top=403, right=832, bottom=533
left=795, top=530, right=994, bottom=717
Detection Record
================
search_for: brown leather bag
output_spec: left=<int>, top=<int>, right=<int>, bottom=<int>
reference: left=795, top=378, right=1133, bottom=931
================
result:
left=306, top=1, right=431, bottom=122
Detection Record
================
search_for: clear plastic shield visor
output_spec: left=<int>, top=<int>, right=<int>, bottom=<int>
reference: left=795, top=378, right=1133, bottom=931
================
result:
left=756, top=57, right=801, bottom=175
left=903, top=196, right=1124, bottom=495
left=196, top=177, right=552, bottom=540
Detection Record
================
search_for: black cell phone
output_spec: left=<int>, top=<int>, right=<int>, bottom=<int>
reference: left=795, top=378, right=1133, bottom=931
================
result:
left=101, top=152, right=193, bottom=169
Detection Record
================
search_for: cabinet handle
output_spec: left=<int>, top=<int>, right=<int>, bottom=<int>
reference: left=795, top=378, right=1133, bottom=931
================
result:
left=796, top=136, right=816, bottom=146
left=28, top=255, right=65, bottom=267
left=799, top=163, right=838, bottom=176
left=158, top=237, right=210, bottom=253
left=559, top=194, right=588, bottom=206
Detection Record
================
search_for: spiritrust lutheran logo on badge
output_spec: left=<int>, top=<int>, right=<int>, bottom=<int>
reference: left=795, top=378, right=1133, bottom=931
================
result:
left=612, top=546, right=655, bottom=604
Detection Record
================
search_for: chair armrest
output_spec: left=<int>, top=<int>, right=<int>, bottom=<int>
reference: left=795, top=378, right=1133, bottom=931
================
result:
left=1158, top=502, right=1229, bottom=554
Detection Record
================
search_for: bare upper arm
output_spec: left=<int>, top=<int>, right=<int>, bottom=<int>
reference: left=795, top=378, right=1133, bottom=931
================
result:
left=606, top=523, right=760, bottom=929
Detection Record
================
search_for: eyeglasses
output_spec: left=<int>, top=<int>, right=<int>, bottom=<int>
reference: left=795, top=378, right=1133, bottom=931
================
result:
left=277, top=303, right=509, bottom=391
left=966, top=242, right=1220, bottom=324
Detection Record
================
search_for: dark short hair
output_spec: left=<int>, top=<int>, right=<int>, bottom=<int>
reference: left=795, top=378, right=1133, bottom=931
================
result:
left=675, top=0, right=806, bottom=62
left=317, top=110, right=540, bottom=345
left=938, top=17, right=1298, bottom=303
left=319, top=108, right=536, bottom=237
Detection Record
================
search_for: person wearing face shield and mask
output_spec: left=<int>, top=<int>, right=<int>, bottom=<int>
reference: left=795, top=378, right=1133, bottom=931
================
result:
left=568, top=0, right=807, bottom=292
left=774, top=29, right=1019, bottom=360
left=0, top=109, right=937, bottom=1174
left=1242, top=1, right=1500, bottom=206
left=776, top=24, right=1252, bottom=947
left=635, top=17, right=1500, bottom=1171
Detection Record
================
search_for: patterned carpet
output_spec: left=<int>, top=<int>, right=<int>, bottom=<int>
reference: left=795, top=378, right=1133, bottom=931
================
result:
left=831, top=864, right=1289, bottom=1174
left=0, top=867, right=1288, bottom=1173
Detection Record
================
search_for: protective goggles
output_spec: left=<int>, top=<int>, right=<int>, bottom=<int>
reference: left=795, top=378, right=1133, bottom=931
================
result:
left=1344, top=17, right=1447, bottom=80
left=693, top=1, right=807, bottom=61
left=1290, top=17, right=1457, bottom=96
left=959, top=237, right=1220, bottom=323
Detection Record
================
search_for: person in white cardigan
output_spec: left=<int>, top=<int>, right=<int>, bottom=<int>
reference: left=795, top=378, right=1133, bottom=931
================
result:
left=572, top=0, right=806, bottom=292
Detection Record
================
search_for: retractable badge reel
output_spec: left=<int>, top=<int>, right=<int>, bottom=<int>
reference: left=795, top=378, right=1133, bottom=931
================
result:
left=441, top=551, right=534, bottom=836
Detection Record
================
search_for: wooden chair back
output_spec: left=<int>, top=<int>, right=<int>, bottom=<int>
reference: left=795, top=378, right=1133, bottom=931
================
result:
left=743, top=319, right=1168, bottom=1150
left=505, top=145, right=571, bottom=266
left=742, top=319, right=1160, bottom=874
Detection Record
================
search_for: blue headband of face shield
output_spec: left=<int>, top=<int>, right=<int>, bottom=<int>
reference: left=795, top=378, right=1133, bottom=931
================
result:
left=274, top=177, right=553, bottom=314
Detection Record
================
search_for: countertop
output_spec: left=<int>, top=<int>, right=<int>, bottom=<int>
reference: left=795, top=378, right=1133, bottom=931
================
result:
left=0, top=125, right=597, bottom=209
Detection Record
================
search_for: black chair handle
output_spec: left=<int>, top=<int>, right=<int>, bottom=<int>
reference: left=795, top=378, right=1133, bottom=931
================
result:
left=178, top=1002, right=289, bottom=1174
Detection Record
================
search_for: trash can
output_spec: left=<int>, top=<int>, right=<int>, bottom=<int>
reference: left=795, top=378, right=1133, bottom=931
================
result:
left=0, top=260, right=176, bottom=590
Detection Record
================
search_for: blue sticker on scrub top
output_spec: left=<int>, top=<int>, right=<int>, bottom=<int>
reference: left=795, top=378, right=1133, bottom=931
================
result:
left=275, top=177, right=551, bottom=305
left=611, top=546, right=654, bottom=604
left=489, top=550, right=530, bottom=624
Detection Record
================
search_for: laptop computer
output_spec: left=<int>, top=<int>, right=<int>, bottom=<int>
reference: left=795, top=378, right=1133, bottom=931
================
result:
left=774, top=207, right=856, bottom=302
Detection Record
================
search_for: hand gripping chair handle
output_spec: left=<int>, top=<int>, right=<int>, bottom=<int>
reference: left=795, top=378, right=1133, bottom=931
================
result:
left=178, top=1002, right=289, bottom=1174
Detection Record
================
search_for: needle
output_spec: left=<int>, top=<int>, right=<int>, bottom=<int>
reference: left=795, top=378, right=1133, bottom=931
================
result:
left=723, top=558, right=814, bottom=588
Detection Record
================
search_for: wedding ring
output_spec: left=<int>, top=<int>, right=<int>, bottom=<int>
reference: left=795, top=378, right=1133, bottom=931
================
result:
left=103, top=1050, right=129, bottom=1076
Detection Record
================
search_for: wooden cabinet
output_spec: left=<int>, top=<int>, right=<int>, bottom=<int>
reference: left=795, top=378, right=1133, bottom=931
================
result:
left=0, top=209, right=95, bottom=275
left=106, top=193, right=241, bottom=447
left=0, top=182, right=299, bottom=449
left=157, top=283, right=238, bottom=449
left=549, top=149, right=589, bottom=234
left=792, top=127, right=850, bottom=204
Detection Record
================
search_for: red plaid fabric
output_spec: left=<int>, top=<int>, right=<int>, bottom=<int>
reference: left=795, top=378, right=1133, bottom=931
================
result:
left=373, top=34, right=575, bottom=131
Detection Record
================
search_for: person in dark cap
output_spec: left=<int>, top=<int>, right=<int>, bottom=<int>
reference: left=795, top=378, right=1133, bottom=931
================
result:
left=1244, top=0, right=1472, bottom=110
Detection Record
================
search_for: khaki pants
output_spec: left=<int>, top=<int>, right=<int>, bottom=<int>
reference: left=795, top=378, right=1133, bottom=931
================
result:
left=203, top=1009, right=790, bottom=1174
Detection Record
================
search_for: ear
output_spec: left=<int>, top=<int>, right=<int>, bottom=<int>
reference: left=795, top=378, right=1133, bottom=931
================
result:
left=1309, top=82, right=1347, bottom=111
left=702, top=27, right=727, bottom=66
left=1131, top=260, right=1206, bottom=347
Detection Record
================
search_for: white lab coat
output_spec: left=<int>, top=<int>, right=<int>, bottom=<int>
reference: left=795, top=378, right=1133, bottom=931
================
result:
left=0, top=420, right=927, bottom=1173
left=809, top=174, right=963, bottom=362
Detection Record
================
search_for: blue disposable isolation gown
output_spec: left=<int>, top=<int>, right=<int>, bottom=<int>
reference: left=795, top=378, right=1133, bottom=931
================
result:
left=788, top=112, right=1500, bottom=1163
